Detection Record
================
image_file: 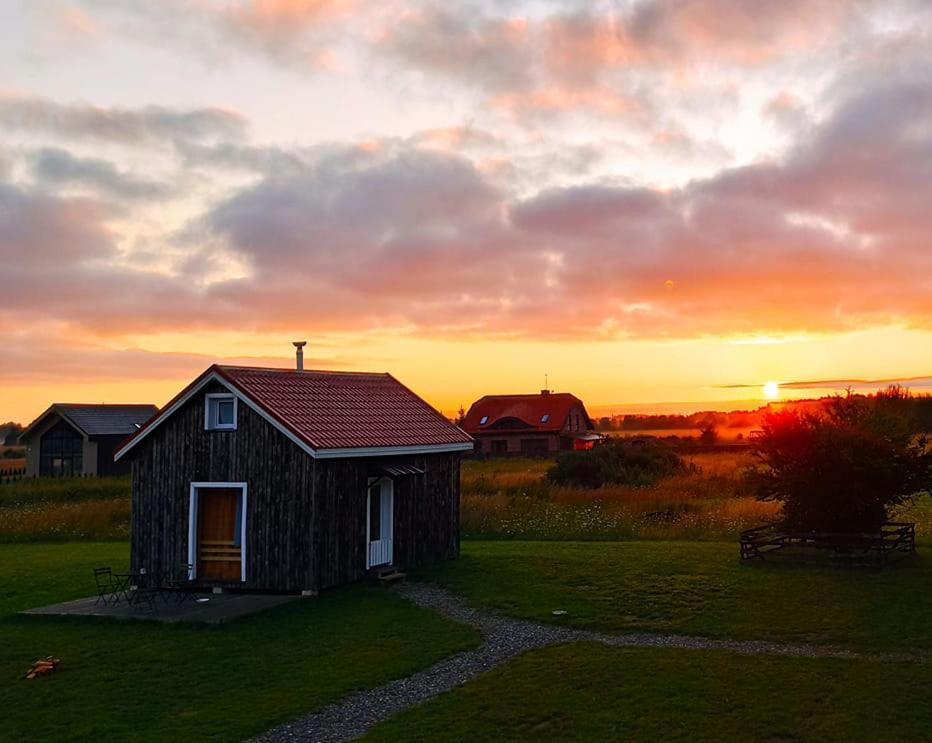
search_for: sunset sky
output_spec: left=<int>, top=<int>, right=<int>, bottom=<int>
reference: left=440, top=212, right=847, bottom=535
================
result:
left=2, top=0, right=931, bottom=424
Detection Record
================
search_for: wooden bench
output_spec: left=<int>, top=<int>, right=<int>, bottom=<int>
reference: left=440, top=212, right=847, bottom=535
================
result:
left=740, top=522, right=915, bottom=565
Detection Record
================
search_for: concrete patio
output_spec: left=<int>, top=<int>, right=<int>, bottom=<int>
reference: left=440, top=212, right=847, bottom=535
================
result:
left=22, top=592, right=304, bottom=624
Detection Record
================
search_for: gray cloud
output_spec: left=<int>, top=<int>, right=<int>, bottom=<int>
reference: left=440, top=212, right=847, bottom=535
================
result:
left=205, top=143, right=504, bottom=275
left=0, top=95, right=246, bottom=145
left=174, top=140, right=309, bottom=174
left=380, top=5, right=535, bottom=92
left=30, top=147, right=175, bottom=201
left=0, top=182, right=114, bottom=266
left=373, top=0, right=878, bottom=124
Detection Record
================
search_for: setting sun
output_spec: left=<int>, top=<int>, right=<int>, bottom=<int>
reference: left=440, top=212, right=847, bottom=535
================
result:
left=763, top=381, right=780, bottom=399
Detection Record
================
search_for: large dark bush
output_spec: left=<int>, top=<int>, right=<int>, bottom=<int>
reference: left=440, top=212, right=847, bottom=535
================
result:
left=749, top=392, right=932, bottom=532
left=547, top=439, right=691, bottom=489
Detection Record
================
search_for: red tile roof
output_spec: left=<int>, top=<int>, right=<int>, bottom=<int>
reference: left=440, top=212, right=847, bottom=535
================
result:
left=216, top=366, right=472, bottom=450
left=462, top=392, right=591, bottom=434
left=117, top=365, right=472, bottom=458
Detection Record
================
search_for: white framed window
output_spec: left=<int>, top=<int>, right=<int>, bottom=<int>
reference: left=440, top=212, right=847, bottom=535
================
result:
left=204, top=393, right=237, bottom=431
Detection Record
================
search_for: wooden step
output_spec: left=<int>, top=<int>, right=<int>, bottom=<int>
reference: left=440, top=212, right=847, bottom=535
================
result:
left=375, top=568, right=407, bottom=585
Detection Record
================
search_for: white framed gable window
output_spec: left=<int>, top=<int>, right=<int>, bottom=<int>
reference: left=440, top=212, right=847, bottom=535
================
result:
left=205, top=393, right=237, bottom=431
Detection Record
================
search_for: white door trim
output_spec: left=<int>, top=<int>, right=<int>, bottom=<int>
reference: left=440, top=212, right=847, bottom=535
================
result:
left=188, top=481, right=248, bottom=582
left=365, top=477, right=394, bottom=569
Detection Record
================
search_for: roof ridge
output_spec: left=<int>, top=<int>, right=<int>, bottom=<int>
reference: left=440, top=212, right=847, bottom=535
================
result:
left=52, top=402, right=158, bottom=408
left=476, top=392, right=578, bottom=398
left=53, top=402, right=158, bottom=407
left=218, top=365, right=390, bottom=377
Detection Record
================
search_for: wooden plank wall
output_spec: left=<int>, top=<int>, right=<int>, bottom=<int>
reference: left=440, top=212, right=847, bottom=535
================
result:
left=311, top=457, right=368, bottom=590
left=130, top=381, right=316, bottom=592
left=313, top=453, right=461, bottom=591
left=393, top=454, right=460, bottom=568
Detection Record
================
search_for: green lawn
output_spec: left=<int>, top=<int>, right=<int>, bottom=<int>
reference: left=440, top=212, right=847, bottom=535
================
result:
left=10, top=539, right=932, bottom=741
left=366, top=643, right=932, bottom=741
left=415, top=540, right=932, bottom=652
left=1, top=542, right=480, bottom=742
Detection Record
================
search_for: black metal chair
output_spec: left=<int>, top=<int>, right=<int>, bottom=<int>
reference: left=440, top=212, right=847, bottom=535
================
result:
left=120, top=568, right=155, bottom=612
left=93, top=567, right=115, bottom=606
left=167, top=563, right=198, bottom=605
left=129, top=586, right=159, bottom=613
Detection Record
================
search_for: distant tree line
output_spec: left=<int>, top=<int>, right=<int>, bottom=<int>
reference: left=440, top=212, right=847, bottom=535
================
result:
left=597, top=392, right=932, bottom=434
left=0, top=422, right=24, bottom=447
left=598, top=409, right=773, bottom=431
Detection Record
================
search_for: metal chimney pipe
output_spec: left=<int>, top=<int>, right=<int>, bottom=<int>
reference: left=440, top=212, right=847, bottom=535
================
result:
left=293, top=341, right=307, bottom=371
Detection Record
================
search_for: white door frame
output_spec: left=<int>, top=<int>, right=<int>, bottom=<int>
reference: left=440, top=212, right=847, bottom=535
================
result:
left=365, top=477, right=394, bottom=569
left=188, top=481, right=248, bottom=582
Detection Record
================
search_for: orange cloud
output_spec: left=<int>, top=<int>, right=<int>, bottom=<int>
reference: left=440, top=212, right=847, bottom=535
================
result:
left=4, top=67, right=932, bottom=347
left=624, top=0, right=859, bottom=65
left=375, top=0, right=869, bottom=122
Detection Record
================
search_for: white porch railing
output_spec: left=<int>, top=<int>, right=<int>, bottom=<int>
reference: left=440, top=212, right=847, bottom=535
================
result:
left=369, top=538, right=393, bottom=567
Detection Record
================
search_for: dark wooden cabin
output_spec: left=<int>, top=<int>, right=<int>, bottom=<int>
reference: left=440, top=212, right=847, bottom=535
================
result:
left=19, top=403, right=158, bottom=477
left=115, top=364, right=473, bottom=593
left=462, top=390, right=601, bottom=457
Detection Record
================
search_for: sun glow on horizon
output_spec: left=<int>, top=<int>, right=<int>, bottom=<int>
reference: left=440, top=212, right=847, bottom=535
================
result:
left=763, top=381, right=780, bottom=399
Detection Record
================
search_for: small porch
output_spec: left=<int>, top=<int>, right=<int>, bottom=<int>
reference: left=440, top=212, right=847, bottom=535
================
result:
left=22, top=591, right=302, bottom=624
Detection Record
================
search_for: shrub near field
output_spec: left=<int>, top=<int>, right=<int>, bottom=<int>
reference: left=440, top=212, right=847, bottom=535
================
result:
left=0, top=477, right=130, bottom=542
left=548, top=439, right=692, bottom=488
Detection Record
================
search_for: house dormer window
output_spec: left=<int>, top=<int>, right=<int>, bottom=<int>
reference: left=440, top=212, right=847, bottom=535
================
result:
left=205, top=393, right=237, bottom=431
left=479, top=415, right=489, bottom=425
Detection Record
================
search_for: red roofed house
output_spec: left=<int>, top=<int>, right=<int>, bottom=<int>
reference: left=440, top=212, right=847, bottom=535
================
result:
left=462, top=390, right=601, bottom=457
left=115, top=350, right=473, bottom=593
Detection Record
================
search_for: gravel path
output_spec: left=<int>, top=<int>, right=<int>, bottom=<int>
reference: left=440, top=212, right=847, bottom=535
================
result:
left=250, top=582, right=927, bottom=743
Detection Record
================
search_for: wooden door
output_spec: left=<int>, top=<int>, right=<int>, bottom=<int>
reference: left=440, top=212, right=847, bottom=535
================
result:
left=196, top=488, right=243, bottom=581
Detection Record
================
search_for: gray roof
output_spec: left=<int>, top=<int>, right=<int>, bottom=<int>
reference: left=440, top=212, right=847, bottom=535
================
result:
left=22, top=404, right=159, bottom=439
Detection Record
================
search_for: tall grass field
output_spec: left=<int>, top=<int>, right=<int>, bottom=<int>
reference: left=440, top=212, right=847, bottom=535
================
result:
left=461, top=452, right=779, bottom=540
left=460, top=452, right=932, bottom=541
left=2, top=452, right=930, bottom=542
left=0, top=477, right=130, bottom=541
